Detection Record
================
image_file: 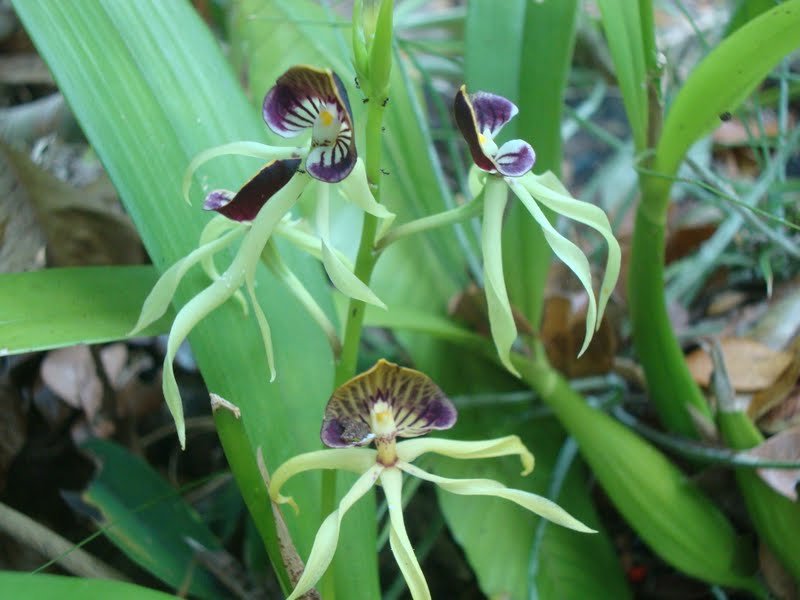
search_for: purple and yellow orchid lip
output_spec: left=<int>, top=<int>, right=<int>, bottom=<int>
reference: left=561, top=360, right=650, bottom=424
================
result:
left=320, top=359, right=457, bottom=452
left=454, top=85, right=536, bottom=178
left=263, top=65, right=356, bottom=183
left=202, top=159, right=301, bottom=222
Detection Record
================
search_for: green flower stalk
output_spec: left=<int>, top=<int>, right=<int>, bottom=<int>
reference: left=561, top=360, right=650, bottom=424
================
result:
left=269, top=360, right=593, bottom=600
left=453, top=86, right=620, bottom=376
left=130, top=65, right=394, bottom=447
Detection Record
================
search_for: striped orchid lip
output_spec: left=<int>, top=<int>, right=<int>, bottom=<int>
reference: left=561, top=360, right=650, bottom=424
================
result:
left=262, top=65, right=356, bottom=183
left=320, top=359, right=457, bottom=462
left=202, top=159, right=301, bottom=222
left=454, top=85, right=535, bottom=178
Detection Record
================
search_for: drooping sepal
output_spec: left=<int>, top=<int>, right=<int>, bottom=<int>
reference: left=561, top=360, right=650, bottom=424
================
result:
left=202, top=159, right=301, bottom=222
left=321, top=359, right=457, bottom=448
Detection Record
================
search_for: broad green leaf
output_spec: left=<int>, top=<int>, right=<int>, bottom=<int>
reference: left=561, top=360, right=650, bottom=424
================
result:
left=596, top=0, right=648, bottom=151
left=656, top=0, right=800, bottom=177
left=0, top=266, right=170, bottom=354
left=629, top=0, right=800, bottom=435
left=0, top=572, right=177, bottom=600
left=77, top=438, right=225, bottom=598
left=12, top=0, right=344, bottom=593
left=435, top=409, right=629, bottom=600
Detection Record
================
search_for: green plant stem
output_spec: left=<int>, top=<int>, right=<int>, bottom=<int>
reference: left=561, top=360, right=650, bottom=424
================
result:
left=628, top=0, right=710, bottom=436
left=212, top=400, right=292, bottom=594
left=321, top=95, right=388, bottom=600
left=375, top=193, right=484, bottom=252
left=513, top=355, right=763, bottom=595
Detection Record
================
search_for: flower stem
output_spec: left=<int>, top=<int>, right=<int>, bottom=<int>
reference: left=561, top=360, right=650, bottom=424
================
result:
left=321, top=87, right=388, bottom=600
left=375, top=193, right=484, bottom=252
left=335, top=99, right=387, bottom=387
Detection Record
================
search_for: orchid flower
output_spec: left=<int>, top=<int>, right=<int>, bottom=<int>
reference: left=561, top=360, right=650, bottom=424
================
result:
left=269, top=359, right=594, bottom=600
left=130, top=65, right=393, bottom=448
left=454, top=85, right=621, bottom=377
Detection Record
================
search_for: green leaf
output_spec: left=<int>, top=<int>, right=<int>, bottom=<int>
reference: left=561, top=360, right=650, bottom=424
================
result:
left=656, top=0, right=800, bottom=177
left=12, top=0, right=344, bottom=592
left=596, top=0, right=649, bottom=151
left=0, top=266, right=170, bottom=354
left=76, top=438, right=225, bottom=598
left=434, top=409, right=629, bottom=600
left=0, top=572, right=178, bottom=600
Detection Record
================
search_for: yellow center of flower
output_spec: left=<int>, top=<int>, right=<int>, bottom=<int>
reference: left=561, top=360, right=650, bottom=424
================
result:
left=371, top=400, right=398, bottom=466
left=320, top=109, right=334, bottom=127
left=478, top=133, right=486, bottom=144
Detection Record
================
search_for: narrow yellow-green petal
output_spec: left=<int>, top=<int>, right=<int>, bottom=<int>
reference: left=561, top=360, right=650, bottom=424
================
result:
left=521, top=171, right=621, bottom=328
left=129, top=225, right=243, bottom=335
left=285, top=464, right=384, bottom=600
left=380, top=469, right=431, bottom=600
left=508, top=179, right=598, bottom=356
left=274, top=221, right=355, bottom=269
left=338, top=158, right=395, bottom=223
left=481, top=176, right=519, bottom=376
left=396, top=435, right=534, bottom=475
left=316, top=181, right=387, bottom=309
left=198, top=215, right=249, bottom=317
left=182, top=141, right=306, bottom=204
left=262, top=241, right=342, bottom=357
left=468, top=165, right=486, bottom=198
left=269, top=448, right=377, bottom=510
left=163, top=278, right=238, bottom=448
left=244, top=263, right=276, bottom=382
left=400, top=462, right=595, bottom=533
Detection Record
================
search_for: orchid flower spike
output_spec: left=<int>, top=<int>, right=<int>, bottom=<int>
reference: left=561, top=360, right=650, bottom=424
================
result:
left=454, top=85, right=621, bottom=377
left=269, top=359, right=594, bottom=600
left=130, top=65, right=393, bottom=448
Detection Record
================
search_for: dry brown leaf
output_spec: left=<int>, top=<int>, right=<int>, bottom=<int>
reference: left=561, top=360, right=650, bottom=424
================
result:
left=40, top=344, right=127, bottom=436
left=0, top=141, right=143, bottom=268
left=743, top=426, right=800, bottom=501
left=0, top=144, right=46, bottom=272
left=758, top=386, right=800, bottom=434
left=447, top=282, right=534, bottom=337
left=686, top=337, right=793, bottom=392
left=759, top=542, right=798, bottom=600
left=541, top=294, right=617, bottom=377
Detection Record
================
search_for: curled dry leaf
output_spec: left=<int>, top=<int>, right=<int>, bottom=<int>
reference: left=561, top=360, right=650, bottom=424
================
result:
left=743, top=425, right=800, bottom=501
left=0, top=141, right=143, bottom=269
left=686, top=337, right=793, bottom=392
left=40, top=344, right=127, bottom=436
left=541, top=294, right=617, bottom=377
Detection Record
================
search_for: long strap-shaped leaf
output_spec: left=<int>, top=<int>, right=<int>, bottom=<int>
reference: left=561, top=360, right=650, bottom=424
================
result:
left=12, top=1, right=378, bottom=595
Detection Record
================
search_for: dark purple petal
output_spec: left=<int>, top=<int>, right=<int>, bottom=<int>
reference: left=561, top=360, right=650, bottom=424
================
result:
left=305, top=141, right=356, bottom=183
left=203, top=159, right=301, bottom=222
left=262, top=65, right=354, bottom=138
left=494, top=139, right=535, bottom=177
left=454, top=85, right=496, bottom=173
left=470, top=92, right=518, bottom=138
left=320, top=359, right=457, bottom=448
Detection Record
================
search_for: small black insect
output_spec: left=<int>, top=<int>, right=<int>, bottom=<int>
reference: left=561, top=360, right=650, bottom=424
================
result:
left=362, top=98, right=370, bottom=104
left=382, top=97, right=390, bottom=107
left=719, top=111, right=732, bottom=122
left=297, top=168, right=306, bottom=175
left=354, top=76, right=360, bottom=89
left=381, top=127, right=386, bottom=132
left=380, top=168, right=390, bottom=175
